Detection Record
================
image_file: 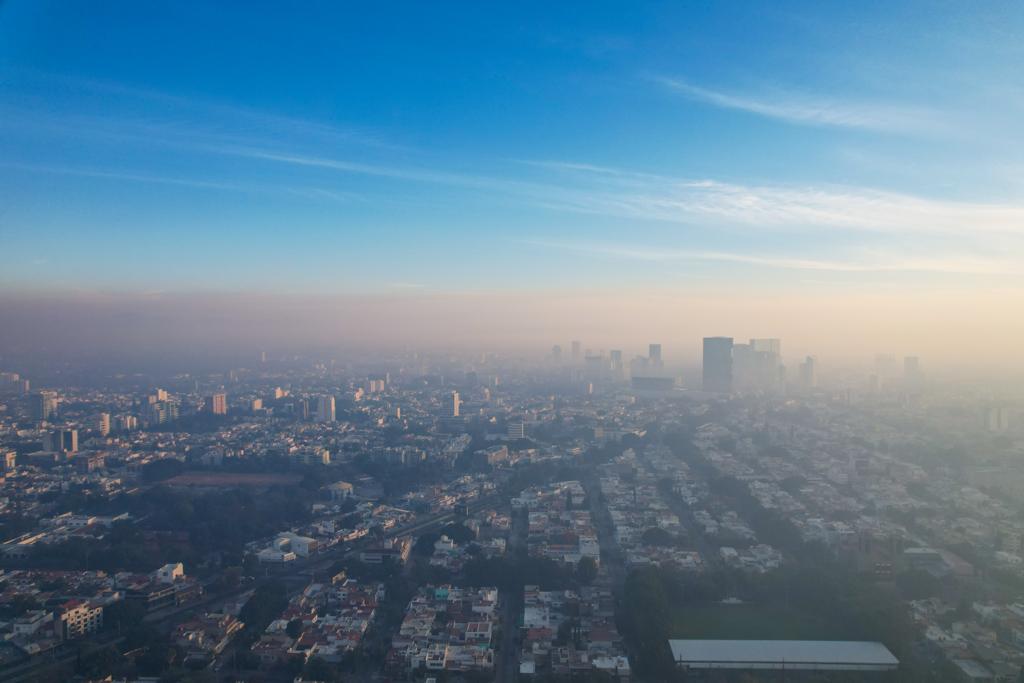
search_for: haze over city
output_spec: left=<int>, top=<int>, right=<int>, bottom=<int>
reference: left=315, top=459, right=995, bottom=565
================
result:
left=2, top=3, right=1024, bottom=683
left=3, top=2, right=1024, bottom=371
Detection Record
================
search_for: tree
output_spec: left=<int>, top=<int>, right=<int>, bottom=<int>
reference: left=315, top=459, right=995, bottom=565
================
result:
left=619, top=567, right=678, bottom=679
left=576, top=556, right=598, bottom=585
left=103, top=599, right=147, bottom=636
left=136, top=640, right=175, bottom=676
left=302, top=657, right=341, bottom=682
left=140, top=458, right=187, bottom=482
left=0, top=594, right=40, bottom=619
left=413, top=532, right=440, bottom=556
left=439, top=522, right=476, bottom=544
left=239, top=581, right=288, bottom=638
left=641, top=527, right=676, bottom=547
left=75, top=645, right=122, bottom=678
left=286, top=619, right=303, bottom=638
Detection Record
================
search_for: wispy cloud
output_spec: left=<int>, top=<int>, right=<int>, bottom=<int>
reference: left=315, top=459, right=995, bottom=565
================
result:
left=650, top=75, right=945, bottom=133
left=224, top=150, right=1024, bottom=238
left=284, top=187, right=361, bottom=203
left=223, top=147, right=559, bottom=196
left=1, top=161, right=360, bottom=203
left=521, top=239, right=1020, bottom=275
left=2, top=69, right=395, bottom=150
left=522, top=162, right=1024, bottom=237
left=0, top=161, right=252, bottom=192
left=5, top=70, right=1021, bottom=243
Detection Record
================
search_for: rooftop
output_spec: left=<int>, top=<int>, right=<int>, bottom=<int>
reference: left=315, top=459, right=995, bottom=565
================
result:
left=668, top=640, right=899, bottom=671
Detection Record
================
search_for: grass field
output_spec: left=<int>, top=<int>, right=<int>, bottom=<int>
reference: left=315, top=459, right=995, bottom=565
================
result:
left=670, top=603, right=851, bottom=640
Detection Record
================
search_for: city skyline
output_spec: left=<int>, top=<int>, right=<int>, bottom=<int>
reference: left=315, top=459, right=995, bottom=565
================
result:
left=1, top=285, right=1018, bottom=371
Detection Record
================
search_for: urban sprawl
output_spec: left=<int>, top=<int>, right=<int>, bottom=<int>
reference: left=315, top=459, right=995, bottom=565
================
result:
left=0, top=339, right=1021, bottom=681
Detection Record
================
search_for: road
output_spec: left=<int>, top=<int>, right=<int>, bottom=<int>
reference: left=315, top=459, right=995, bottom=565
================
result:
left=495, top=506, right=526, bottom=683
left=584, top=474, right=628, bottom=593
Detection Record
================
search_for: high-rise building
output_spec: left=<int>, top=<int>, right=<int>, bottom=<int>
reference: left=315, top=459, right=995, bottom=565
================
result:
left=629, top=355, right=649, bottom=378
left=147, top=401, right=179, bottom=425
left=731, top=343, right=754, bottom=390
left=751, top=338, right=781, bottom=356
left=63, top=429, right=79, bottom=453
left=437, top=391, right=465, bottom=433
left=729, top=339, right=783, bottom=392
left=32, top=391, right=58, bottom=422
left=1, top=449, right=15, bottom=473
left=571, top=340, right=582, bottom=361
left=987, top=406, right=1010, bottom=432
left=751, top=338, right=783, bottom=391
left=798, top=356, right=816, bottom=388
left=648, top=343, right=663, bottom=369
left=96, top=413, right=111, bottom=436
left=610, top=349, right=624, bottom=381
left=0, top=372, right=19, bottom=394
left=507, top=421, right=525, bottom=440
left=551, top=345, right=562, bottom=362
left=702, top=337, right=734, bottom=393
left=206, top=392, right=227, bottom=415
left=47, top=428, right=78, bottom=453
left=317, top=395, right=336, bottom=422
left=59, top=600, right=103, bottom=639
left=116, top=415, right=139, bottom=431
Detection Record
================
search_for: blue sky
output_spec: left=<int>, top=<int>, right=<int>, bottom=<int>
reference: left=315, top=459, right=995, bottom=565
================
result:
left=2, top=1, right=1024, bottom=296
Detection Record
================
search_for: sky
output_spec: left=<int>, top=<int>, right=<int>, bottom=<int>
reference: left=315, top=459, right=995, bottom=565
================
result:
left=1, top=2, right=1024, bottom=363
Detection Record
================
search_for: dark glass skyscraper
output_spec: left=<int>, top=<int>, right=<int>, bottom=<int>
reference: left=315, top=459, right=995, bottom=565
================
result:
left=702, top=337, right=734, bottom=393
left=648, top=343, right=663, bottom=369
